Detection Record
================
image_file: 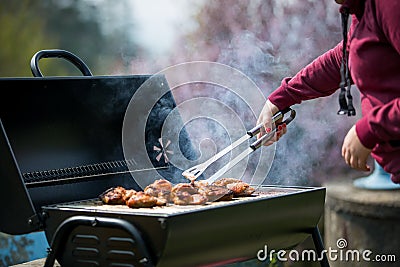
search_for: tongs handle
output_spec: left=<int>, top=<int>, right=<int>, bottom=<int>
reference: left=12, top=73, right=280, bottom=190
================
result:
left=203, top=108, right=293, bottom=166
left=246, top=107, right=292, bottom=137
left=250, top=108, right=296, bottom=150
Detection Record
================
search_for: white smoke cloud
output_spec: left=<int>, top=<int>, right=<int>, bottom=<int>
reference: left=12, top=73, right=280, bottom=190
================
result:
left=130, top=0, right=204, bottom=56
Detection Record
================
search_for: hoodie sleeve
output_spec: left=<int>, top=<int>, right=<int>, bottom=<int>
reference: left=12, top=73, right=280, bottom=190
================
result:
left=268, top=41, right=343, bottom=110
left=268, top=16, right=359, bottom=111
left=356, top=98, right=400, bottom=149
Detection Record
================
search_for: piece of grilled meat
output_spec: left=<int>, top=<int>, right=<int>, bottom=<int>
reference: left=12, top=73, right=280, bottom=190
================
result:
left=213, top=178, right=255, bottom=197
left=144, top=179, right=173, bottom=203
left=194, top=181, right=234, bottom=201
left=124, top=189, right=137, bottom=201
left=171, top=183, right=207, bottom=205
left=99, top=186, right=128, bottom=204
left=125, top=191, right=159, bottom=208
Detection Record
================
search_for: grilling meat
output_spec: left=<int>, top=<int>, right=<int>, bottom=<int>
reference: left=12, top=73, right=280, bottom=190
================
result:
left=100, top=177, right=252, bottom=208
left=99, top=186, right=164, bottom=208
left=191, top=194, right=208, bottom=205
left=144, top=179, right=173, bottom=203
left=124, top=189, right=137, bottom=201
left=125, top=192, right=159, bottom=208
left=171, top=183, right=207, bottom=205
left=213, top=178, right=255, bottom=197
left=182, top=172, right=197, bottom=185
left=226, top=182, right=255, bottom=197
left=194, top=181, right=234, bottom=201
left=99, top=186, right=128, bottom=204
left=172, top=183, right=198, bottom=195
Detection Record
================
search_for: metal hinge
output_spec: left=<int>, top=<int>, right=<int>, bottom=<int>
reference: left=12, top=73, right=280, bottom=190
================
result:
left=27, top=213, right=43, bottom=229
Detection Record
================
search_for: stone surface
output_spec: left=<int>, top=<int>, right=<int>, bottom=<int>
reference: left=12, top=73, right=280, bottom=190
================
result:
left=11, top=258, right=60, bottom=267
left=324, top=179, right=400, bottom=267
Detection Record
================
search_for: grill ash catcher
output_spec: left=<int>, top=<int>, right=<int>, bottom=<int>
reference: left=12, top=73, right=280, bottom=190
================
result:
left=0, top=50, right=328, bottom=267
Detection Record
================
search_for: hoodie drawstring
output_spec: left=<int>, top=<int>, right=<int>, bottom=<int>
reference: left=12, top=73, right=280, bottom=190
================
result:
left=337, top=7, right=356, bottom=116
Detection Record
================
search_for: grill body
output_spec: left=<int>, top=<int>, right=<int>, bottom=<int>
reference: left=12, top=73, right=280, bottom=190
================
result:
left=43, top=186, right=325, bottom=267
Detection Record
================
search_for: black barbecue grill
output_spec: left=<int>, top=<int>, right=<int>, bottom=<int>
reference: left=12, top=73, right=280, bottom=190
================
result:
left=0, top=50, right=328, bottom=267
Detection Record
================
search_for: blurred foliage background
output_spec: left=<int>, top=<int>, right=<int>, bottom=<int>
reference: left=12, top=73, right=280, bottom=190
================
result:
left=0, top=0, right=136, bottom=77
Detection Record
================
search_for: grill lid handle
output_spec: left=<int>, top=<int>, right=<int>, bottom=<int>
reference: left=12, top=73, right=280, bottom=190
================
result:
left=30, top=49, right=93, bottom=77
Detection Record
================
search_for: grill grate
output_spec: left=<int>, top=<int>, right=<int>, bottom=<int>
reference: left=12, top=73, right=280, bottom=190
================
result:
left=49, top=186, right=303, bottom=216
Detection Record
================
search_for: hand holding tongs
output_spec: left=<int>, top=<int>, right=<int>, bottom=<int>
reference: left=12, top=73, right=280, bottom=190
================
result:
left=182, top=108, right=296, bottom=183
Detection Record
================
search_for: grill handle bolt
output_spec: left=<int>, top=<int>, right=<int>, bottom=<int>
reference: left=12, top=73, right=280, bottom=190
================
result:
left=91, top=218, right=98, bottom=227
left=158, top=218, right=167, bottom=229
left=42, top=211, right=48, bottom=219
left=139, top=258, right=148, bottom=264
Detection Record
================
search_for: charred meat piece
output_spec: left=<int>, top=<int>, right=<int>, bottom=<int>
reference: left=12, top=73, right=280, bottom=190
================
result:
left=172, top=191, right=208, bottom=205
left=144, top=179, right=173, bottom=193
left=123, top=189, right=137, bottom=202
left=172, top=191, right=193, bottom=205
left=213, top=178, right=255, bottom=197
left=194, top=181, right=234, bottom=201
left=125, top=192, right=158, bottom=208
left=182, top=172, right=197, bottom=185
left=172, top=183, right=198, bottom=195
left=99, top=186, right=127, bottom=204
left=144, top=179, right=173, bottom=203
left=226, top=182, right=255, bottom=197
left=171, top=183, right=207, bottom=205
left=193, top=180, right=209, bottom=188
left=213, top=178, right=241, bottom=187
left=190, top=194, right=208, bottom=205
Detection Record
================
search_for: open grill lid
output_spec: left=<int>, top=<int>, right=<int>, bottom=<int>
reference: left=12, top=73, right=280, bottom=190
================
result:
left=0, top=50, right=195, bottom=234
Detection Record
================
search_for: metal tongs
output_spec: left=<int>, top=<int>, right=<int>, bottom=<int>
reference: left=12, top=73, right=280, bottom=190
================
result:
left=182, top=108, right=296, bottom=183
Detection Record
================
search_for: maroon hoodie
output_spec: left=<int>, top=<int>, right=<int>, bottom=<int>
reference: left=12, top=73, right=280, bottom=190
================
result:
left=268, top=0, right=400, bottom=183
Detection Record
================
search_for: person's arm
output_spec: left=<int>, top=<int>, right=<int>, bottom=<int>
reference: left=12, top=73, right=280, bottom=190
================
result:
left=342, top=99, right=400, bottom=173
left=356, top=99, right=400, bottom=149
left=257, top=39, right=345, bottom=144
left=268, top=41, right=343, bottom=110
left=257, top=42, right=345, bottom=143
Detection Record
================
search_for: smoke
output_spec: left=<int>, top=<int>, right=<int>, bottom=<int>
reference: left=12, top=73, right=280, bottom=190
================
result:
left=217, top=30, right=290, bottom=95
left=130, top=0, right=203, bottom=57
left=109, top=0, right=365, bottom=186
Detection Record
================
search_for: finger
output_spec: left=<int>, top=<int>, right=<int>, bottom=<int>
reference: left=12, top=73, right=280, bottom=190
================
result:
left=357, top=158, right=370, bottom=172
left=349, top=154, right=358, bottom=169
left=281, top=123, right=287, bottom=135
left=276, top=131, right=282, bottom=141
left=257, top=129, right=264, bottom=140
left=344, top=149, right=351, bottom=167
left=261, top=127, right=272, bottom=146
left=263, top=140, right=275, bottom=146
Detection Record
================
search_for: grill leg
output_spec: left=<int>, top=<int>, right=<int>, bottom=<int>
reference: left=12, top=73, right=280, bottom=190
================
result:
left=44, top=215, right=155, bottom=267
left=311, top=227, right=330, bottom=267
